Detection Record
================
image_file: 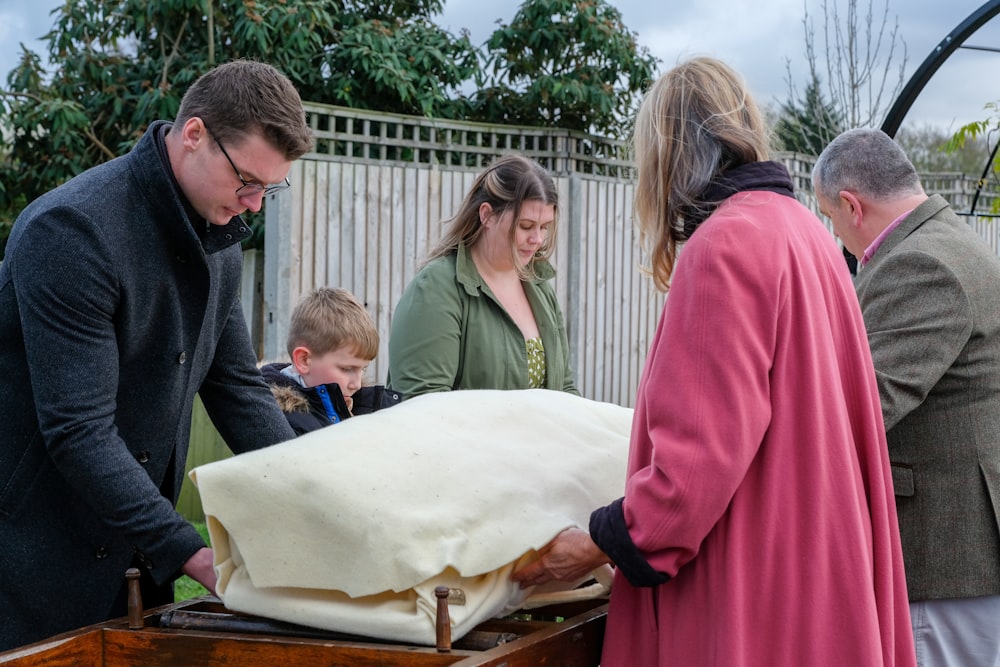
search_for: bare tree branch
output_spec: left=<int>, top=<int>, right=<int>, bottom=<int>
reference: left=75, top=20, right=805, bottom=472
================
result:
left=0, top=91, right=45, bottom=104
left=798, top=0, right=907, bottom=129
left=83, top=126, right=116, bottom=161
left=159, top=17, right=189, bottom=90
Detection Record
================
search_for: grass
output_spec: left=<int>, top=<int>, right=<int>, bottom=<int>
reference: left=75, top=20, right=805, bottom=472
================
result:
left=174, top=520, right=212, bottom=602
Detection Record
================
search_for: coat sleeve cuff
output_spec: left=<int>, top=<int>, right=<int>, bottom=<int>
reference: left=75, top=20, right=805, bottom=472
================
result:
left=148, top=522, right=208, bottom=586
left=589, top=497, right=671, bottom=588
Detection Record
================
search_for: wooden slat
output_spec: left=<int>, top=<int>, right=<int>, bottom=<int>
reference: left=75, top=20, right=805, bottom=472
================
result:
left=0, top=630, right=103, bottom=667
left=611, top=181, right=626, bottom=402
left=595, top=179, right=609, bottom=404
left=450, top=603, right=607, bottom=667
left=553, top=176, right=571, bottom=335
left=287, top=165, right=304, bottom=307
left=374, top=164, right=397, bottom=384
left=101, top=628, right=468, bottom=667
left=299, top=160, right=317, bottom=293
left=325, top=161, right=343, bottom=289
left=262, top=161, right=304, bottom=361
left=337, top=162, right=355, bottom=290
left=0, top=598, right=607, bottom=667
left=352, top=165, right=369, bottom=302
left=313, top=161, right=329, bottom=286
left=581, top=178, right=597, bottom=400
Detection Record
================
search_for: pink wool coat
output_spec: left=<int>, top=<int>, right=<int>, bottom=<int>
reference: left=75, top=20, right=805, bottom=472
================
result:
left=599, top=191, right=915, bottom=666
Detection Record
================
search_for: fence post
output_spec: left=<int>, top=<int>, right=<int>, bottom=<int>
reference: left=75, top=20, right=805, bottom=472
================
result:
left=566, top=173, right=584, bottom=394
left=263, top=164, right=301, bottom=362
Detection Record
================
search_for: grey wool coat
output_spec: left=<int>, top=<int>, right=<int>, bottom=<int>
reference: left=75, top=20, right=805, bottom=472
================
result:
left=0, top=121, right=296, bottom=650
left=855, top=194, right=1000, bottom=601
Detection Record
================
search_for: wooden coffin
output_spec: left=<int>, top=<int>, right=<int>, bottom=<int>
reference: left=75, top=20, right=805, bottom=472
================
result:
left=0, top=595, right=607, bottom=667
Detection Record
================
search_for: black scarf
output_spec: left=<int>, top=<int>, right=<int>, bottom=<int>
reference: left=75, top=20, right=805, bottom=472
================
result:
left=682, top=161, right=796, bottom=238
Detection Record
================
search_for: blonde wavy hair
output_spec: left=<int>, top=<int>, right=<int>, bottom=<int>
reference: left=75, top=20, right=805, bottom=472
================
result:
left=632, top=57, right=771, bottom=291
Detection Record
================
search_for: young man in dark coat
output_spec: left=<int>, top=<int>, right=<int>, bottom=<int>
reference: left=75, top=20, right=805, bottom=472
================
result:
left=0, top=60, right=314, bottom=651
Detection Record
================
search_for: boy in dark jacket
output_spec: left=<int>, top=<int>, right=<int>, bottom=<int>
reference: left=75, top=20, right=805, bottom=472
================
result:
left=261, top=287, right=400, bottom=435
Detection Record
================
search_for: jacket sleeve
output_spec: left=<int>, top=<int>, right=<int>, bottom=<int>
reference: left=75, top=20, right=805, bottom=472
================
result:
left=859, top=249, right=971, bottom=431
left=590, top=498, right=671, bottom=586
left=351, top=385, right=403, bottom=415
left=10, top=208, right=205, bottom=583
left=199, top=298, right=297, bottom=452
left=620, top=215, right=776, bottom=577
left=387, top=262, right=465, bottom=397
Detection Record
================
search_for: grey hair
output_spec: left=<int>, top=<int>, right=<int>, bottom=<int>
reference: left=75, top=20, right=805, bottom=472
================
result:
left=812, top=128, right=922, bottom=202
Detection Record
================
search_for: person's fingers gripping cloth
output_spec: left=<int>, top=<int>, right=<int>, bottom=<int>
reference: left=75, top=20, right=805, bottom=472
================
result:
left=191, top=389, right=631, bottom=645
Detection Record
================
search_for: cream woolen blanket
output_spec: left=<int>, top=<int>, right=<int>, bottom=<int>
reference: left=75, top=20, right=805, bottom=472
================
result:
left=190, top=389, right=631, bottom=645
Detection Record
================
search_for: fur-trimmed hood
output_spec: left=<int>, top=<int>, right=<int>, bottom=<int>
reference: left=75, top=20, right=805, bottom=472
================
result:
left=260, top=360, right=403, bottom=437
left=260, top=361, right=318, bottom=415
left=271, top=384, right=311, bottom=414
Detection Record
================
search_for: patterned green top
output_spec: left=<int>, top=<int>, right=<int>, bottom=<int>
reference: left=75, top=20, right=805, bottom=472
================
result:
left=525, top=337, right=546, bottom=388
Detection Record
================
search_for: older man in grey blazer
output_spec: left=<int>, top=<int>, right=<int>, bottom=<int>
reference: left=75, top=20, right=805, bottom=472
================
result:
left=813, top=128, right=1000, bottom=667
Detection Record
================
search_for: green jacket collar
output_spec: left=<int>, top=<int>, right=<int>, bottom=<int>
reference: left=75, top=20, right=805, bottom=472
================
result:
left=455, top=242, right=556, bottom=296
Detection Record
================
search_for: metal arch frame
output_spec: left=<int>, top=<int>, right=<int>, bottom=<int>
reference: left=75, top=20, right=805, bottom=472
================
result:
left=881, top=0, right=1000, bottom=138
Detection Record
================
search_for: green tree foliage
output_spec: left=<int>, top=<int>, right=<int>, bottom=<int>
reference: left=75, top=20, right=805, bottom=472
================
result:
left=1, top=0, right=658, bottom=256
left=774, top=72, right=844, bottom=155
left=471, top=0, right=658, bottom=137
left=0, top=0, right=478, bottom=255
left=898, top=122, right=991, bottom=175
left=947, top=102, right=1000, bottom=213
left=316, top=1, right=479, bottom=118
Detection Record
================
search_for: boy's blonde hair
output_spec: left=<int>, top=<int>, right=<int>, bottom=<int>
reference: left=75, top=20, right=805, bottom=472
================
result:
left=286, top=287, right=379, bottom=359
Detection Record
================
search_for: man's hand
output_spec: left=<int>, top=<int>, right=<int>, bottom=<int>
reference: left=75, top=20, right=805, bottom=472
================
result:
left=181, top=547, right=218, bottom=596
left=512, top=527, right=611, bottom=588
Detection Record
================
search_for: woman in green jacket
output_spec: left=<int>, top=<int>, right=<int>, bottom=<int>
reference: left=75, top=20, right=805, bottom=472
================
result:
left=387, top=154, right=578, bottom=397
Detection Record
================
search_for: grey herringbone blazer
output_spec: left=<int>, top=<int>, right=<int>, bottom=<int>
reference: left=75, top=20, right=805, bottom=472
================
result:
left=855, top=194, right=1000, bottom=601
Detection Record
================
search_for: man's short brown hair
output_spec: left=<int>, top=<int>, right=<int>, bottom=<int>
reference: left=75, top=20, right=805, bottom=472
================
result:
left=174, top=59, right=314, bottom=160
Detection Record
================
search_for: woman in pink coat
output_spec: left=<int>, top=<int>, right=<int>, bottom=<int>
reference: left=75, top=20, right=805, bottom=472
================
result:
left=512, top=58, right=916, bottom=666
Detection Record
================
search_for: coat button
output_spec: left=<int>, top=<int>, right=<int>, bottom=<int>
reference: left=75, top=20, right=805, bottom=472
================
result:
left=178, top=352, right=187, bottom=364
left=137, top=451, right=151, bottom=463
left=96, top=546, right=108, bottom=559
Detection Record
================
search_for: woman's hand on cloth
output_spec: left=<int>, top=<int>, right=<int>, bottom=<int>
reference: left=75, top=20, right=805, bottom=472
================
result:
left=512, top=527, right=611, bottom=588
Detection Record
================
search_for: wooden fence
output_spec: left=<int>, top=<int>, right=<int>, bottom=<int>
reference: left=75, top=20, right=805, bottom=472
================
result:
left=261, top=102, right=658, bottom=408
left=180, top=104, right=1000, bottom=522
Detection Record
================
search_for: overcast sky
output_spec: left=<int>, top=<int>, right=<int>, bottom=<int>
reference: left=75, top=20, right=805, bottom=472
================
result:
left=2, top=0, right=1000, bottom=133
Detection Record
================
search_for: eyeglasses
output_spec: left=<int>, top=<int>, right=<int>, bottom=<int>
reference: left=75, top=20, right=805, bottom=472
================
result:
left=206, top=124, right=290, bottom=197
